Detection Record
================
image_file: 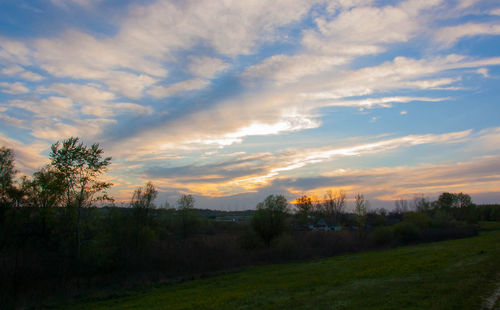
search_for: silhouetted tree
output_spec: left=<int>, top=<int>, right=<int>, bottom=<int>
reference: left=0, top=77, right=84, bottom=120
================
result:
left=177, top=194, right=194, bottom=210
left=131, top=182, right=158, bottom=253
left=355, top=193, right=367, bottom=237
left=0, top=147, right=17, bottom=206
left=455, top=192, right=473, bottom=208
left=412, top=195, right=430, bottom=212
left=436, top=192, right=473, bottom=210
left=437, top=192, right=456, bottom=210
left=394, top=198, right=408, bottom=214
left=19, top=166, right=66, bottom=241
left=323, top=190, right=345, bottom=225
left=131, top=182, right=157, bottom=214
left=49, top=137, right=112, bottom=260
left=50, top=137, right=112, bottom=208
left=251, top=195, right=289, bottom=246
left=177, top=194, right=199, bottom=238
left=295, top=195, right=312, bottom=225
left=24, top=166, right=66, bottom=208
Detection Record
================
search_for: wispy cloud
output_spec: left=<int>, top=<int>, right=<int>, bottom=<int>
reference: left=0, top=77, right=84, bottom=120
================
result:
left=149, top=78, right=210, bottom=98
left=435, top=22, right=500, bottom=47
left=1, top=65, right=44, bottom=82
left=188, top=56, right=229, bottom=79
left=0, top=82, right=29, bottom=95
left=140, top=128, right=477, bottom=197
left=242, top=54, right=348, bottom=85
left=51, top=0, right=102, bottom=9
left=273, top=155, right=500, bottom=205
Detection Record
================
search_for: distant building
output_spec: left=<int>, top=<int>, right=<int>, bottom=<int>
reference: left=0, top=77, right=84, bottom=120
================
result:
left=215, top=216, right=249, bottom=222
left=304, top=219, right=342, bottom=231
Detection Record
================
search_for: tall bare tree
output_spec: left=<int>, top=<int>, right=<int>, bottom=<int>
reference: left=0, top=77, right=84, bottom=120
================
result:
left=323, top=190, right=346, bottom=225
left=355, top=193, right=368, bottom=237
left=295, top=195, right=312, bottom=224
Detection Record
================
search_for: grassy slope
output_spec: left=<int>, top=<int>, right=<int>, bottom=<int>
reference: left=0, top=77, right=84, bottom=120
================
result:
left=64, top=224, right=500, bottom=310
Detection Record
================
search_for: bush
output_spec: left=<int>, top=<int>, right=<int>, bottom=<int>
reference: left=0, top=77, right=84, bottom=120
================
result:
left=403, top=212, right=430, bottom=228
left=371, top=213, right=387, bottom=227
left=393, top=222, right=420, bottom=244
left=239, top=226, right=264, bottom=250
left=271, top=233, right=297, bottom=259
left=431, top=210, right=454, bottom=228
left=372, top=226, right=394, bottom=246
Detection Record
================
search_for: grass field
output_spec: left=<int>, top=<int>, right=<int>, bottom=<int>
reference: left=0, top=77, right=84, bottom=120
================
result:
left=62, top=223, right=500, bottom=310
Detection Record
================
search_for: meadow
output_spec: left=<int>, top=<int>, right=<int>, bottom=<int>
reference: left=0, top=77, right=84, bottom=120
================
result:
left=62, top=222, right=500, bottom=310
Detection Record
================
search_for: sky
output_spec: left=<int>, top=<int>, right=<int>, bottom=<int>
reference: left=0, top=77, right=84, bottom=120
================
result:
left=0, top=0, right=499, bottom=210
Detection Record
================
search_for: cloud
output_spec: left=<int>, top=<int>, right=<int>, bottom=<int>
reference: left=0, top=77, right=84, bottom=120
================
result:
left=0, top=38, right=32, bottom=66
left=47, top=83, right=114, bottom=114
left=476, top=68, right=489, bottom=77
left=139, top=128, right=475, bottom=197
left=30, top=118, right=115, bottom=142
left=0, top=82, right=29, bottom=94
left=235, top=53, right=496, bottom=143
left=103, top=49, right=500, bottom=166
left=301, top=0, right=441, bottom=56
left=305, top=96, right=448, bottom=109
left=10, top=96, right=75, bottom=118
left=1, top=65, right=24, bottom=75
left=19, top=71, right=44, bottom=81
left=455, top=0, right=479, bottom=10
left=26, top=0, right=317, bottom=97
left=274, top=155, right=500, bottom=204
left=0, top=114, right=26, bottom=129
left=192, top=116, right=320, bottom=147
left=145, top=153, right=270, bottom=182
left=105, top=72, right=157, bottom=100
left=149, top=78, right=210, bottom=98
left=435, top=22, right=500, bottom=47
left=242, top=54, right=348, bottom=85
left=113, top=102, right=153, bottom=115
left=302, top=55, right=500, bottom=99
left=119, top=0, right=314, bottom=56
left=403, top=77, right=462, bottom=89
left=188, top=56, right=229, bottom=79
left=0, top=134, right=48, bottom=173
left=34, top=30, right=168, bottom=82
left=51, top=0, right=102, bottom=9
left=1, top=65, right=45, bottom=81
left=47, top=82, right=152, bottom=116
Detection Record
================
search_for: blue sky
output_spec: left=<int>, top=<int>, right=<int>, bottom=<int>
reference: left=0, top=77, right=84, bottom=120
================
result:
left=1, top=0, right=499, bottom=210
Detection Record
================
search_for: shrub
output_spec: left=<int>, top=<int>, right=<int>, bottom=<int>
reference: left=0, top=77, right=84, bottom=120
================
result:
left=371, top=213, right=387, bottom=227
left=403, top=212, right=431, bottom=228
left=431, top=210, right=454, bottom=228
left=271, top=233, right=297, bottom=259
left=372, top=226, right=394, bottom=246
left=239, top=226, right=264, bottom=250
left=393, top=222, right=420, bottom=244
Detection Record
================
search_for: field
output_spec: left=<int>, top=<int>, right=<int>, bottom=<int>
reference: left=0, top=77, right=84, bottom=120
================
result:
left=62, top=223, right=500, bottom=310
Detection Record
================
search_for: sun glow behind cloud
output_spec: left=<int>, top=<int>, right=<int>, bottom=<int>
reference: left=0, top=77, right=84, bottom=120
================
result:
left=0, top=0, right=499, bottom=208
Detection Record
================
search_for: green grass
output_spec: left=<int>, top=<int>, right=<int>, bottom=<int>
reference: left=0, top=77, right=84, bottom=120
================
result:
left=63, top=225, right=500, bottom=310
